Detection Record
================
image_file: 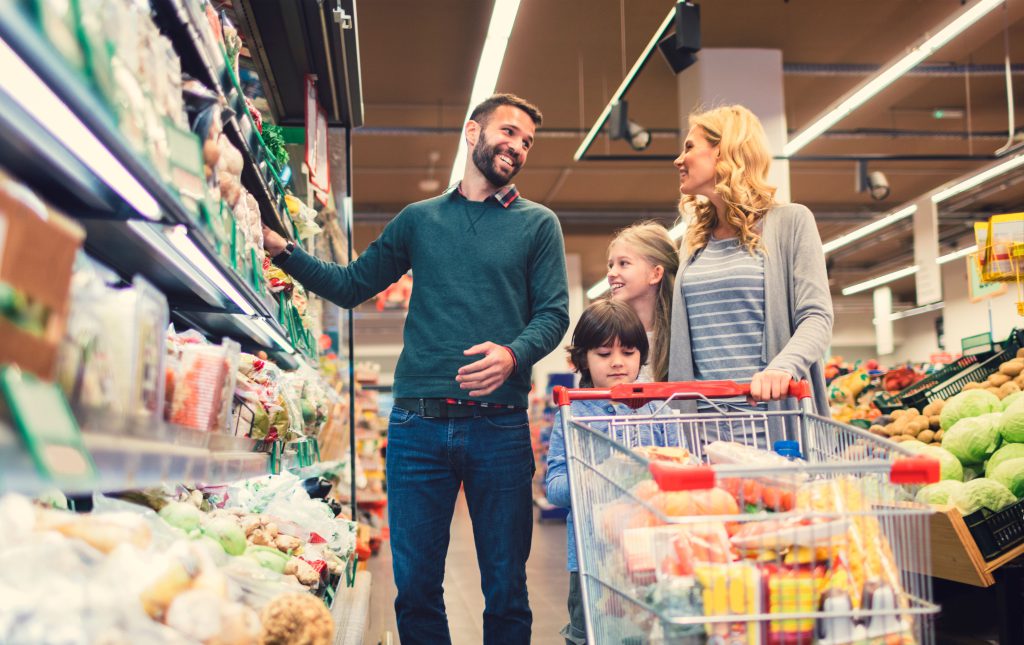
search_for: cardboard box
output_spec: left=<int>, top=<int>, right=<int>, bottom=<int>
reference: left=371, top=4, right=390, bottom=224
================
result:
left=0, top=182, right=84, bottom=380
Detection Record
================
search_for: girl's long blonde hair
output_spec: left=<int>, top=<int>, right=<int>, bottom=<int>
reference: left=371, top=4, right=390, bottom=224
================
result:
left=679, top=105, right=777, bottom=256
left=608, top=221, right=679, bottom=382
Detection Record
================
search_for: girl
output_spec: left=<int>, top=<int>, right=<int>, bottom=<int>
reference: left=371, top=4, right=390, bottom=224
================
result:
left=669, top=104, right=833, bottom=428
left=545, top=299, right=682, bottom=645
left=606, top=221, right=679, bottom=383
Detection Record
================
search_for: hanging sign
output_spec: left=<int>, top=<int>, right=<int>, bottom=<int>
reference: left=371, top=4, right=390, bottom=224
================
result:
left=305, top=75, right=331, bottom=194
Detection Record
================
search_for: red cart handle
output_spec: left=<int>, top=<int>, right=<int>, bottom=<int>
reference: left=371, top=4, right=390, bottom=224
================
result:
left=553, top=379, right=812, bottom=408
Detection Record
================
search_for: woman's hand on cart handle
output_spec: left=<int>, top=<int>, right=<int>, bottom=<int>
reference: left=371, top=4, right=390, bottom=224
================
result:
left=748, top=369, right=801, bottom=403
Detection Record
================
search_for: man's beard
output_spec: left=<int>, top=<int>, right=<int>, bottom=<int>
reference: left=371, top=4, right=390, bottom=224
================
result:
left=472, top=131, right=519, bottom=187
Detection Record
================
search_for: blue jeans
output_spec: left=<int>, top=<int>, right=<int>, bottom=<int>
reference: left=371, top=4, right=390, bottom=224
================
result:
left=386, top=406, right=534, bottom=645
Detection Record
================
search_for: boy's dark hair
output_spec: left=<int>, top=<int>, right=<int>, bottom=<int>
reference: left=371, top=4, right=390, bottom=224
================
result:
left=470, top=93, right=543, bottom=127
left=567, top=299, right=649, bottom=387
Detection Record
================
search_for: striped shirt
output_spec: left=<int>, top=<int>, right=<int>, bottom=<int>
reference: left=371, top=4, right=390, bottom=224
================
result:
left=682, top=236, right=768, bottom=441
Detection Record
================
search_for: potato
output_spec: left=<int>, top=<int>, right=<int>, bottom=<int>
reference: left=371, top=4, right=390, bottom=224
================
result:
left=892, top=409, right=907, bottom=419
left=1018, top=348, right=1024, bottom=360
left=929, top=415, right=942, bottom=430
left=987, top=387, right=1004, bottom=399
left=883, top=425, right=898, bottom=437
left=869, top=425, right=886, bottom=436
left=1002, top=359, right=1024, bottom=377
left=1016, top=373, right=1024, bottom=388
left=892, top=435, right=913, bottom=443
left=935, top=430, right=944, bottom=441
left=1000, top=382, right=1022, bottom=398
left=923, top=400, right=945, bottom=417
left=988, top=373, right=1011, bottom=388
left=964, top=382, right=985, bottom=391
left=918, top=430, right=935, bottom=444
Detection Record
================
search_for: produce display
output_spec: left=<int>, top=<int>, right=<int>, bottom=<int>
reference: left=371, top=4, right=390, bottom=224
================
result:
left=0, top=471, right=353, bottom=644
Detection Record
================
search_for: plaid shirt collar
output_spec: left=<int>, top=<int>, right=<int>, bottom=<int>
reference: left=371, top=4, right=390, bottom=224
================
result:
left=450, top=182, right=520, bottom=208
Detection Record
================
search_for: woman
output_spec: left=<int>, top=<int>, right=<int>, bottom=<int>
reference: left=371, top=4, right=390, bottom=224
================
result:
left=668, top=105, right=833, bottom=429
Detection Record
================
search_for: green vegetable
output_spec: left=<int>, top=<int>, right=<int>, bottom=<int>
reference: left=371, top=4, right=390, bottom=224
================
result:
left=159, top=502, right=203, bottom=532
left=989, top=458, right=1024, bottom=498
left=985, top=443, right=1024, bottom=478
left=1003, top=391, right=1024, bottom=412
left=951, top=478, right=1016, bottom=515
left=921, top=445, right=963, bottom=482
left=963, top=466, right=982, bottom=482
left=900, top=439, right=929, bottom=453
left=942, top=414, right=1002, bottom=465
left=262, top=124, right=290, bottom=168
left=202, top=518, right=246, bottom=556
left=1000, top=398, right=1024, bottom=444
left=245, top=545, right=290, bottom=573
left=915, top=480, right=964, bottom=505
left=940, top=390, right=1002, bottom=431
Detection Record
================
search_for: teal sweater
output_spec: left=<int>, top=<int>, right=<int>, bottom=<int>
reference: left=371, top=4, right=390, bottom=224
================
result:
left=279, top=190, right=570, bottom=407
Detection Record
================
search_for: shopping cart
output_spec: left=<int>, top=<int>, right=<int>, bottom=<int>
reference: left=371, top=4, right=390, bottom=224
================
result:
left=554, top=380, right=941, bottom=645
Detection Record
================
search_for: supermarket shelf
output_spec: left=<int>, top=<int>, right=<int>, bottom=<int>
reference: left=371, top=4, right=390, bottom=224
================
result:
left=150, top=0, right=295, bottom=239
left=928, top=503, right=1024, bottom=587
left=0, top=5, right=305, bottom=358
left=331, top=570, right=372, bottom=645
left=0, top=421, right=269, bottom=496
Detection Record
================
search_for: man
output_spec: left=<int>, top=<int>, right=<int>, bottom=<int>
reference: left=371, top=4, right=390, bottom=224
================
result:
left=262, top=93, right=569, bottom=645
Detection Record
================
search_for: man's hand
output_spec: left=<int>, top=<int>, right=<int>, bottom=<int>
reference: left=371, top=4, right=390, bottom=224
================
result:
left=749, top=368, right=795, bottom=403
left=456, top=342, right=515, bottom=397
left=263, top=225, right=288, bottom=257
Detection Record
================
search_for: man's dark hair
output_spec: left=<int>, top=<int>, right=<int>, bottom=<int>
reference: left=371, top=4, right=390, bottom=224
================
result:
left=567, top=299, right=648, bottom=388
left=469, top=93, right=543, bottom=128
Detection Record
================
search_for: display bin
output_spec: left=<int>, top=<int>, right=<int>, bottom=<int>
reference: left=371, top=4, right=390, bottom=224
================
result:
left=899, top=328, right=1023, bottom=412
left=880, top=354, right=989, bottom=413
left=873, top=391, right=904, bottom=414
left=964, top=497, right=1024, bottom=560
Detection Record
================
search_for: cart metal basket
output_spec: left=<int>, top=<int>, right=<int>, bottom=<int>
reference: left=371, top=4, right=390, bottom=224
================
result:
left=554, top=380, right=941, bottom=645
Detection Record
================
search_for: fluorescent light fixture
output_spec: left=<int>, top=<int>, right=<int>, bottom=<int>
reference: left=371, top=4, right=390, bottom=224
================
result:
left=931, top=153, right=1024, bottom=203
left=233, top=314, right=273, bottom=345
left=0, top=38, right=161, bottom=220
left=842, top=265, right=920, bottom=296
left=937, top=244, right=979, bottom=265
left=573, top=7, right=676, bottom=162
left=448, top=0, right=521, bottom=186
left=821, top=205, right=917, bottom=255
left=128, top=221, right=223, bottom=307
left=164, top=225, right=258, bottom=316
left=784, top=0, right=1002, bottom=157
left=890, top=301, right=945, bottom=321
left=258, top=318, right=296, bottom=354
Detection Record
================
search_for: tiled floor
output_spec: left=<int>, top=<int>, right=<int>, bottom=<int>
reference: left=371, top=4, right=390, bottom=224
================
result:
left=364, top=493, right=570, bottom=645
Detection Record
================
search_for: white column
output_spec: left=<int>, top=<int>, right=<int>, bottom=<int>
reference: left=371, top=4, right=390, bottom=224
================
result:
left=874, top=287, right=894, bottom=356
left=913, top=197, right=942, bottom=305
left=677, top=49, right=790, bottom=203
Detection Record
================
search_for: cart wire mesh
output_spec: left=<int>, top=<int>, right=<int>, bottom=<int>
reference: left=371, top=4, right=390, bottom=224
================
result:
left=555, top=381, right=940, bottom=645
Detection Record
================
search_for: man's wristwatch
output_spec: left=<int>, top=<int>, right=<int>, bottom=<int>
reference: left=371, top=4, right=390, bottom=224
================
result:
left=271, top=241, right=296, bottom=266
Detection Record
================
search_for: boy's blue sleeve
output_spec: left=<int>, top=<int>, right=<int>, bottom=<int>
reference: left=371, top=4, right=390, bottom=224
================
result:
left=545, top=410, right=571, bottom=509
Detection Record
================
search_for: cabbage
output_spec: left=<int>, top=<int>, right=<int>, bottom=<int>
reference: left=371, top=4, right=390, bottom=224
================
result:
left=922, top=445, right=963, bottom=482
left=986, top=443, right=1024, bottom=477
left=915, top=480, right=964, bottom=505
left=989, top=458, right=1024, bottom=498
left=202, top=518, right=246, bottom=556
left=940, top=390, right=1002, bottom=431
left=900, top=440, right=928, bottom=453
left=159, top=502, right=202, bottom=532
left=963, top=466, right=982, bottom=482
left=951, top=478, right=1017, bottom=515
left=1000, top=398, right=1024, bottom=444
left=1003, top=391, right=1024, bottom=412
left=245, top=545, right=290, bottom=573
left=943, top=415, right=1003, bottom=465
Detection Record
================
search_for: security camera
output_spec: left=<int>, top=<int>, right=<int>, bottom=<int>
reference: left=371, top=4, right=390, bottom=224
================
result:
left=866, top=171, right=890, bottom=201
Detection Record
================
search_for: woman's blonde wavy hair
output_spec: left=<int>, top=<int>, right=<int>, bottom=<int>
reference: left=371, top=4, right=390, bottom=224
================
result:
left=678, top=105, right=777, bottom=256
left=608, top=221, right=679, bottom=382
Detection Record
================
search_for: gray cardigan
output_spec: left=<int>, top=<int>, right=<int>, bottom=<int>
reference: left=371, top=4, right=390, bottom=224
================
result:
left=668, top=203, right=834, bottom=418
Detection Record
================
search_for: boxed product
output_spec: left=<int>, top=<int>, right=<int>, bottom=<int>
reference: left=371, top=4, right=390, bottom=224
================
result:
left=0, top=178, right=84, bottom=380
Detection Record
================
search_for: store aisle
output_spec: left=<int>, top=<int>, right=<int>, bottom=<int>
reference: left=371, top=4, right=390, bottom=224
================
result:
left=365, top=492, right=570, bottom=644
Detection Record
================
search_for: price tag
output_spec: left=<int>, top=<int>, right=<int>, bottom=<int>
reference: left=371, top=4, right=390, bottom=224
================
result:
left=0, top=367, right=96, bottom=485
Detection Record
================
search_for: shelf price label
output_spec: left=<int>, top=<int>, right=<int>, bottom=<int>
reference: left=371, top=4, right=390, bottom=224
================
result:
left=305, top=75, right=331, bottom=195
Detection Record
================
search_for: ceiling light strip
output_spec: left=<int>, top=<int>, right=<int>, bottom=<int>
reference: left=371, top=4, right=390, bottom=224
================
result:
left=931, top=152, right=1024, bottom=203
left=572, top=7, right=676, bottom=162
left=937, top=244, right=979, bottom=265
left=821, top=205, right=917, bottom=255
left=889, top=301, right=945, bottom=321
left=841, top=265, right=920, bottom=296
left=784, top=0, right=1002, bottom=157
left=448, top=0, right=522, bottom=186
left=0, top=37, right=161, bottom=220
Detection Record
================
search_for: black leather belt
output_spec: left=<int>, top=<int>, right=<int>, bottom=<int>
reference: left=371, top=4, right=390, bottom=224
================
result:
left=394, top=398, right=523, bottom=419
